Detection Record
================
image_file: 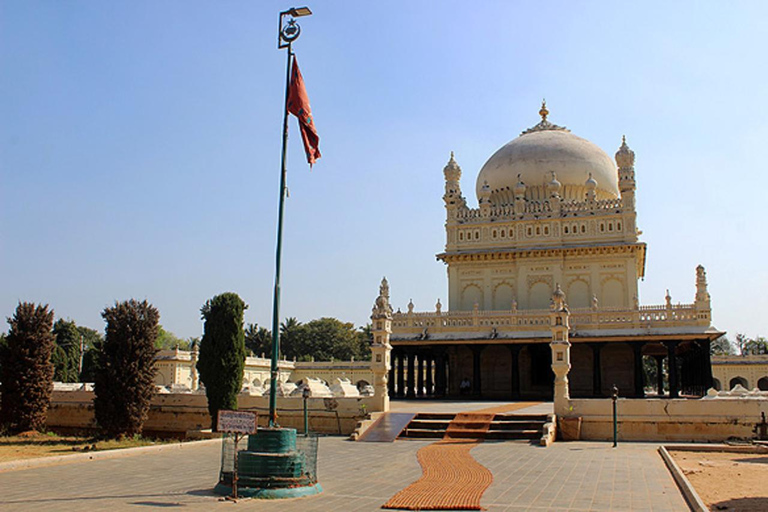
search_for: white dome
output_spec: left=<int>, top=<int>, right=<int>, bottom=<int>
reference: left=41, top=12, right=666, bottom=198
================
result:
left=476, top=121, right=619, bottom=205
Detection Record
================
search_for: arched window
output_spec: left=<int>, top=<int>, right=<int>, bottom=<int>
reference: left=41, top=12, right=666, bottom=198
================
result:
left=730, top=376, right=748, bottom=390
left=757, top=377, right=768, bottom=391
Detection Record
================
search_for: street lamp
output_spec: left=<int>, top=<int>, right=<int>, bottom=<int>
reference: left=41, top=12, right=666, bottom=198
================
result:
left=268, top=7, right=313, bottom=429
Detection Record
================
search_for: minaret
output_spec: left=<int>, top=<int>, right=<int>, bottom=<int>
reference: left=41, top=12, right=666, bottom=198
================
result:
left=443, top=152, right=465, bottom=220
left=585, top=173, right=597, bottom=203
left=616, top=135, right=636, bottom=209
left=550, top=285, right=571, bottom=416
left=694, top=265, right=711, bottom=323
left=370, top=277, right=393, bottom=412
left=547, top=171, right=562, bottom=214
left=478, top=180, right=492, bottom=214
left=513, top=174, right=527, bottom=214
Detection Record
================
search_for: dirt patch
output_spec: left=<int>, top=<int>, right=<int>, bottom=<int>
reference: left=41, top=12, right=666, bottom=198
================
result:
left=669, top=449, right=768, bottom=511
left=0, top=432, right=172, bottom=463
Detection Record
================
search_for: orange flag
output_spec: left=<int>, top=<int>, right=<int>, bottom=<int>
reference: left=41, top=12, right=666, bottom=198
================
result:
left=287, top=58, right=321, bottom=167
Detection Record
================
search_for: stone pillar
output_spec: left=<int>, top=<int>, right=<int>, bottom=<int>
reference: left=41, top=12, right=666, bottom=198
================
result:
left=665, top=341, right=680, bottom=398
left=507, top=345, right=521, bottom=400
left=590, top=342, right=604, bottom=397
left=471, top=345, right=484, bottom=397
left=549, top=285, right=572, bottom=417
left=397, top=352, right=405, bottom=398
left=425, top=354, right=434, bottom=396
left=417, top=354, right=424, bottom=397
left=631, top=342, right=645, bottom=398
left=370, top=277, right=394, bottom=412
left=654, top=355, right=665, bottom=395
left=406, top=351, right=416, bottom=399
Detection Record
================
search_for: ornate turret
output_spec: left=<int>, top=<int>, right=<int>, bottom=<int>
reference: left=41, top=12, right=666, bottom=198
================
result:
left=514, top=174, right=527, bottom=214
left=695, top=265, right=711, bottom=322
left=616, top=135, right=636, bottom=209
left=585, top=173, right=597, bottom=202
left=549, top=285, right=571, bottom=415
left=370, top=278, right=393, bottom=411
left=478, top=180, right=492, bottom=212
left=443, top=152, right=465, bottom=214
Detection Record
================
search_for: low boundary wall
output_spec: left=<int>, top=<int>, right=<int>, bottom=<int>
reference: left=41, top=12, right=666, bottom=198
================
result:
left=47, top=391, right=377, bottom=437
left=565, top=397, right=768, bottom=442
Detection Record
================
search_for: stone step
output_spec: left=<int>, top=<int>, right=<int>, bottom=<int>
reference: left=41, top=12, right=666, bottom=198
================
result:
left=485, top=429, right=540, bottom=440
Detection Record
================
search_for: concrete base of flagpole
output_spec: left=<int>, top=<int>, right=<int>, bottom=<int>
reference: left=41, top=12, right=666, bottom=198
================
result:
left=214, top=427, right=322, bottom=500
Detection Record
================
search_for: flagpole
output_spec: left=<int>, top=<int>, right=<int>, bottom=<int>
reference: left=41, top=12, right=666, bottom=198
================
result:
left=270, top=7, right=312, bottom=428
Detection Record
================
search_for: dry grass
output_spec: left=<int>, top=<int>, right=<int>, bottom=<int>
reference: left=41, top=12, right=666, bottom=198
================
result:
left=0, top=431, right=173, bottom=463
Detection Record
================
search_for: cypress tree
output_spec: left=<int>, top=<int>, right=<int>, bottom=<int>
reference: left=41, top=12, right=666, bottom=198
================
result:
left=0, top=302, right=56, bottom=434
left=52, top=319, right=81, bottom=383
left=197, top=292, right=246, bottom=430
left=94, top=299, right=159, bottom=438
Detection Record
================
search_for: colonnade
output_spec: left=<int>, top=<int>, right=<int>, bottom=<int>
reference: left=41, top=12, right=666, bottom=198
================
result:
left=389, top=338, right=714, bottom=400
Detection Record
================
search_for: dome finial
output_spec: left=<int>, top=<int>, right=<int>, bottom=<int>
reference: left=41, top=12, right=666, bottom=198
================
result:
left=540, top=99, right=548, bottom=121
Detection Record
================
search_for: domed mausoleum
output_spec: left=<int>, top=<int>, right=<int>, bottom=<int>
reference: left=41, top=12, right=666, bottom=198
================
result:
left=372, top=103, right=723, bottom=401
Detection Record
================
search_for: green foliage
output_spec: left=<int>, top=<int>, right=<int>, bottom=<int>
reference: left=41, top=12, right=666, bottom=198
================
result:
left=735, top=333, right=768, bottom=356
left=291, top=317, right=364, bottom=361
left=155, top=326, right=188, bottom=350
left=279, top=317, right=303, bottom=359
left=197, top=293, right=246, bottom=430
left=357, top=324, right=373, bottom=361
left=244, top=323, right=271, bottom=357
left=710, top=335, right=734, bottom=356
left=0, top=303, right=56, bottom=434
left=94, top=299, right=159, bottom=438
left=77, top=326, right=103, bottom=382
left=52, top=319, right=81, bottom=383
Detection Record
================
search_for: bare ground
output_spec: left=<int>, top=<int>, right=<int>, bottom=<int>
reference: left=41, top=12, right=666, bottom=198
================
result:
left=670, top=449, right=768, bottom=512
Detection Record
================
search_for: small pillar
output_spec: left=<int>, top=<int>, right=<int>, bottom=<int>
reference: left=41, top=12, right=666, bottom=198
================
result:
left=550, top=285, right=571, bottom=417
left=370, top=277, right=393, bottom=412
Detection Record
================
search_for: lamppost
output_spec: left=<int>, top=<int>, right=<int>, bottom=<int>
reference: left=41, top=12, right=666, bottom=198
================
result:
left=269, top=6, right=313, bottom=428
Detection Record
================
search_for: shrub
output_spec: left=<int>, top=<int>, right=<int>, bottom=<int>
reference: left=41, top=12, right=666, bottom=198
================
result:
left=197, top=292, right=246, bottom=430
left=0, top=303, right=56, bottom=434
left=94, top=299, right=159, bottom=438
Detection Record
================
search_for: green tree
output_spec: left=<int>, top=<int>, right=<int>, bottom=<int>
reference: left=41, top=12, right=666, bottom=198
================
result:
left=52, top=319, right=81, bottom=383
left=280, top=317, right=303, bottom=360
left=357, top=324, right=373, bottom=361
left=244, top=323, right=271, bottom=357
left=94, top=300, right=159, bottom=438
left=710, top=335, right=734, bottom=356
left=0, top=303, right=56, bottom=434
left=743, top=336, right=768, bottom=355
left=155, top=326, right=188, bottom=350
left=734, top=333, right=768, bottom=356
left=78, top=326, right=103, bottom=382
left=197, top=292, right=247, bottom=430
left=293, top=317, right=362, bottom=361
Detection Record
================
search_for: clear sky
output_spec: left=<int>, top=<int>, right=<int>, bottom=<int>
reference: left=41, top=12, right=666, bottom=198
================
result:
left=2, top=1, right=767, bottom=341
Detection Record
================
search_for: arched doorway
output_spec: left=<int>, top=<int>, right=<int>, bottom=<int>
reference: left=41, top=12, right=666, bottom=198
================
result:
left=729, top=376, right=748, bottom=390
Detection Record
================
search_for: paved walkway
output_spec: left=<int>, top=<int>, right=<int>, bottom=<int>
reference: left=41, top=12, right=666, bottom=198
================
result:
left=0, top=436, right=686, bottom=511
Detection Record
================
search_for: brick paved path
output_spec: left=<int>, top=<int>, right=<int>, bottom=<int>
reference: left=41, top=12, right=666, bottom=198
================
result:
left=0, top=437, right=687, bottom=511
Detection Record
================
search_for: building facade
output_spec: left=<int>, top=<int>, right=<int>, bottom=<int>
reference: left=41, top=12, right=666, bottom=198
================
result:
left=386, top=103, right=723, bottom=400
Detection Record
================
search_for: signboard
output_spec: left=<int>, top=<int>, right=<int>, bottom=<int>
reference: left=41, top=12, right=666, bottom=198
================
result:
left=217, top=410, right=257, bottom=434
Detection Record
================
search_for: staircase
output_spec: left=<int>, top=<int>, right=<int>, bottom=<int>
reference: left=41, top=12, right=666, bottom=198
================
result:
left=399, top=413, right=547, bottom=441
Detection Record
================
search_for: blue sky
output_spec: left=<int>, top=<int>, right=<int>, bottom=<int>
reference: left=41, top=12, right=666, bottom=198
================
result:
left=2, top=1, right=767, bottom=341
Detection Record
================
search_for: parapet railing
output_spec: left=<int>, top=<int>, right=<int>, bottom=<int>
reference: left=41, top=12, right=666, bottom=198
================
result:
left=392, top=302, right=708, bottom=333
